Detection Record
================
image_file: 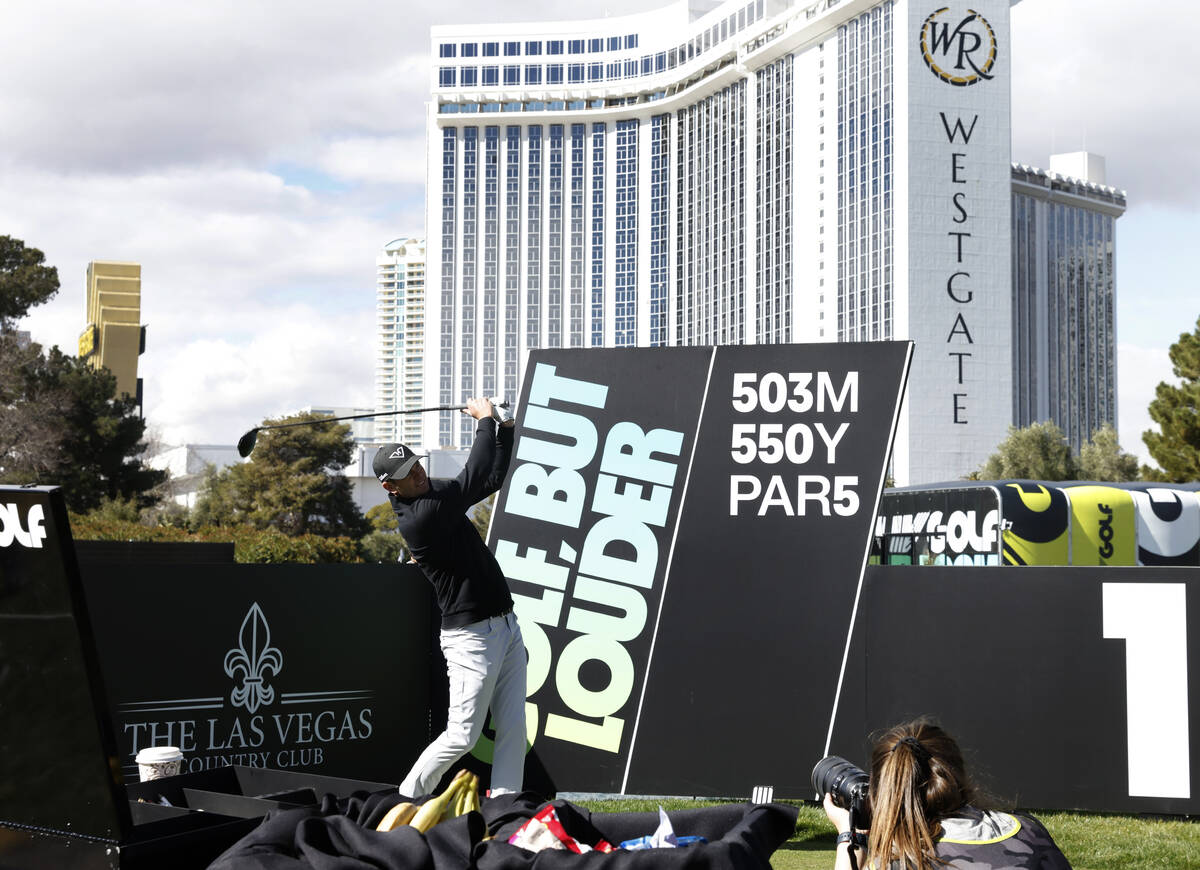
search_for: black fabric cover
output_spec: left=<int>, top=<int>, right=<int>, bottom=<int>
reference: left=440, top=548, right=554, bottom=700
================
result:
left=207, top=790, right=798, bottom=870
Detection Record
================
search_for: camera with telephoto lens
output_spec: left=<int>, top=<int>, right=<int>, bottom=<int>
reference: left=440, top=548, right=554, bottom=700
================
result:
left=811, top=755, right=871, bottom=825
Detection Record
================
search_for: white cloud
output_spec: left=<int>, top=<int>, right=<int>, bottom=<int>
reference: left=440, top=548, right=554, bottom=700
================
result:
left=0, top=2, right=651, bottom=177
left=1011, top=0, right=1200, bottom=207
left=0, top=2, right=430, bottom=174
left=4, top=164, right=411, bottom=333
left=5, top=163, right=420, bottom=447
left=1, top=0, right=660, bottom=451
left=1117, top=343, right=1176, bottom=469
left=145, top=304, right=375, bottom=446
left=316, top=136, right=429, bottom=185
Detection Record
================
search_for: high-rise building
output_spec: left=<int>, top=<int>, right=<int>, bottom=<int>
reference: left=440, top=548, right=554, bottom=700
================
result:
left=1011, top=154, right=1125, bottom=452
left=79, top=260, right=145, bottom=409
left=375, top=237, right=427, bottom=445
left=423, top=0, right=1118, bottom=482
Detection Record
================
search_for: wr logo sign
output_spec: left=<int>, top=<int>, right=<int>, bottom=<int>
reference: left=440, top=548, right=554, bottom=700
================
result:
left=920, top=7, right=997, bottom=87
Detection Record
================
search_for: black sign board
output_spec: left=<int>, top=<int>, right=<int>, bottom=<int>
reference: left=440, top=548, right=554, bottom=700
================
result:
left=0, top=486, right=128, bottom=841
left=490, top=343, right=912, bottom=795
left=831, top=565, right=1198, bottom=815
left=79, top=563, right=436, bottom=787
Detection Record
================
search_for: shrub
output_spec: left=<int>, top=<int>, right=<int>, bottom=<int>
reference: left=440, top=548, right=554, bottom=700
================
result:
left=68, top=515, right=362, bottom=564
left=360, top=530, right=408, bottom=564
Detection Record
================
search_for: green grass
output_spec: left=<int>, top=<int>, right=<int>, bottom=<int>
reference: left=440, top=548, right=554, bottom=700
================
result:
left=572, top=799, right=1200, bottom=870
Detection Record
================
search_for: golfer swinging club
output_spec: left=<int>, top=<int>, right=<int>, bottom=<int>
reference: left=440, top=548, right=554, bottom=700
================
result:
left=373, top=397, right=526, bottom=797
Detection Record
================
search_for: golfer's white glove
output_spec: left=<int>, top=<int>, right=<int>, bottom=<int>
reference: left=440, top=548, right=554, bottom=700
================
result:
left=489, top=396, right=515, bottom=424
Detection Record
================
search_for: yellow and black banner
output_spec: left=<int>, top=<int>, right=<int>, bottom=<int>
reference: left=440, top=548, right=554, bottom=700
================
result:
left=999, top=481, right=1069, bottom=566
left=1064, top=485, right=1136, bottom=566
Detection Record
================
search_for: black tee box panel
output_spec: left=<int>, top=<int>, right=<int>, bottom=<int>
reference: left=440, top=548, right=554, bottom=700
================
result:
left=127, top=799, right=197, bottom=824
left=0, top=486, right=129, bottom=842
left=181, top=788, right=310, bottom=818
left=125, top=765, right=396, bottom=811
left=117, top=811, right=258, bottom=870
left=225, top=766, right=396, bottom=797
left=0, top=486, right=403, bottom=868
left=119, top=764, right=399, bottom=868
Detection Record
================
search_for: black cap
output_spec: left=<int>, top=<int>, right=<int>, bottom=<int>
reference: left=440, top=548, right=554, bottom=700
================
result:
left=373, top=443, right=420, bottom=482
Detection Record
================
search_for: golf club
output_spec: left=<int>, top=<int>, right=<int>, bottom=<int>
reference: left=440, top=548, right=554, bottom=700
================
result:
left=236, top=398, right=509, bottom=458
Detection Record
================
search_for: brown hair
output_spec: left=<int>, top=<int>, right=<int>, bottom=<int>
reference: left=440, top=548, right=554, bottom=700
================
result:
left=865, top=719, right=974, bottom=870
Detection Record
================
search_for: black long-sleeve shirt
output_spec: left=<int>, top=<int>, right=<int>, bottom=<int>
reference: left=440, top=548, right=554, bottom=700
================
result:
left=389, top=418, right=515, bottom=629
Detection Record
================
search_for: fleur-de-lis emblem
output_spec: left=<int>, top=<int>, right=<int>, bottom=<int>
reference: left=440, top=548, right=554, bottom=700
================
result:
left=223, top=602, right=283, bottom=714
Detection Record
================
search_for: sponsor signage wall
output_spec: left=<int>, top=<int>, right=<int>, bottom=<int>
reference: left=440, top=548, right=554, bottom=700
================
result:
left=1065, top=484, right=1136, bottom=567
left=899, top=0, right=1013, bottom=483
left=832, top=566, right=1197, bottom=815
left=1130, top=486, right=1200, bottom=565
left=877, top=482, right=1200, bottom=568
left=872, top=486, right=1001, bottom=565
left=999, top=482, right=1200, bottom=567
left=5, top=488, right=1194, bottom=816
left=489, top=343, right=912, bottom=795
left=998, top=481, right=1071, bottom=566
left=79, top=563, right=435, bottom=786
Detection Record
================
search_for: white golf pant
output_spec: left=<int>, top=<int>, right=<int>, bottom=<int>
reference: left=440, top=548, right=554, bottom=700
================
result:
left=399, top=610, right=527, bottom=797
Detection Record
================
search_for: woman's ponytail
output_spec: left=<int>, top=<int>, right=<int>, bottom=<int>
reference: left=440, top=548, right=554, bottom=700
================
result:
left=865, top=720, right=974, bottom=870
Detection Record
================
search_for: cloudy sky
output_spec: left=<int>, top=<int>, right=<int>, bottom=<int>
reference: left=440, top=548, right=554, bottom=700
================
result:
left=3, top=0, right=1195, bottom=467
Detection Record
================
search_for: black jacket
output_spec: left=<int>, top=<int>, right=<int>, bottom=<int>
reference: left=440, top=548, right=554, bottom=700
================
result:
left=390, top=418, right=515, bottom=628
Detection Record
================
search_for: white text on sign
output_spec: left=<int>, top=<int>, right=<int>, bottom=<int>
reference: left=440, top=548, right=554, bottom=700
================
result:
left=497, top=363, right=684, bottom=754
left=729, top=371, right=860, bottom=517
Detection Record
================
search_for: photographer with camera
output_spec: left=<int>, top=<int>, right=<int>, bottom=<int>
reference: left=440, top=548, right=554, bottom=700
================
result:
left=816, top=719, right=1071, bottom=870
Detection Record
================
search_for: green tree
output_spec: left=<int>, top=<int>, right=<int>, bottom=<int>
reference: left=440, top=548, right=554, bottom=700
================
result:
left=0, top=235, right=59, bottom=329
left=366, top=501, right=399, bottom=532
left=0, top=237, right=62, bottom=479
left=0, top=339, right=165, bottom=511
left=977, top=421, right=1078, bottom=481
left=360, top=530, right=408, bottom=563
left=0, top=235, right=162, bottom=510
left=193, top=412, right=369, bottom=538
left=190, top=463, right=237, bottom=526
left=361, top=500, right=408, bottom=562
left=45, top=346, right=165, bottom=510
left=0, top=332, right=64, bottom=479
left=1078, top=423, right=1140, bottom=481
left=1142, top=315, right=1200, bottom=482
left=84, top=496, right=143, bottom=524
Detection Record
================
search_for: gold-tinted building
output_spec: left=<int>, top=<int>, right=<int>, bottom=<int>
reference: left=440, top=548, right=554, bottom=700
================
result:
left=79, top=261, right=144, bottom=406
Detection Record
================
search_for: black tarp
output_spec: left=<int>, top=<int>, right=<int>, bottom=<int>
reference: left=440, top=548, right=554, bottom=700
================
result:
left=208, top=791, right=798, bottom=870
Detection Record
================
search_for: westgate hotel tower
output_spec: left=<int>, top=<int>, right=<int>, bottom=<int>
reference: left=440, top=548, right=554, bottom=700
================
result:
left=420, top=0, right=1124, bottom=484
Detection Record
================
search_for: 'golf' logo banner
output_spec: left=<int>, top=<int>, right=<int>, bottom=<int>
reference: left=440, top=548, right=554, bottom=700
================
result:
left=491, top=342, right=912, bottom=794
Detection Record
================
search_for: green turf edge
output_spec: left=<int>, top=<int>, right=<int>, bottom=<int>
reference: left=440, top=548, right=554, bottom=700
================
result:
left=572, top=798, right=1199, bottom=870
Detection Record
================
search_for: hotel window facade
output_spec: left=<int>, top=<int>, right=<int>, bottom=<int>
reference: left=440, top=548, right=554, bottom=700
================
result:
left=375, top=237, right=427, bottom=445
left=424, top=0, right=1124, bottom=485
left=836, top=4, right=892, bottom=343
left=1011, top=162, right=1124, bottom=452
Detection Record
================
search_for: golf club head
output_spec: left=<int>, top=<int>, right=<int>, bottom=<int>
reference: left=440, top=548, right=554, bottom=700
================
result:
left=236, top=428, right=260, bottom=458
